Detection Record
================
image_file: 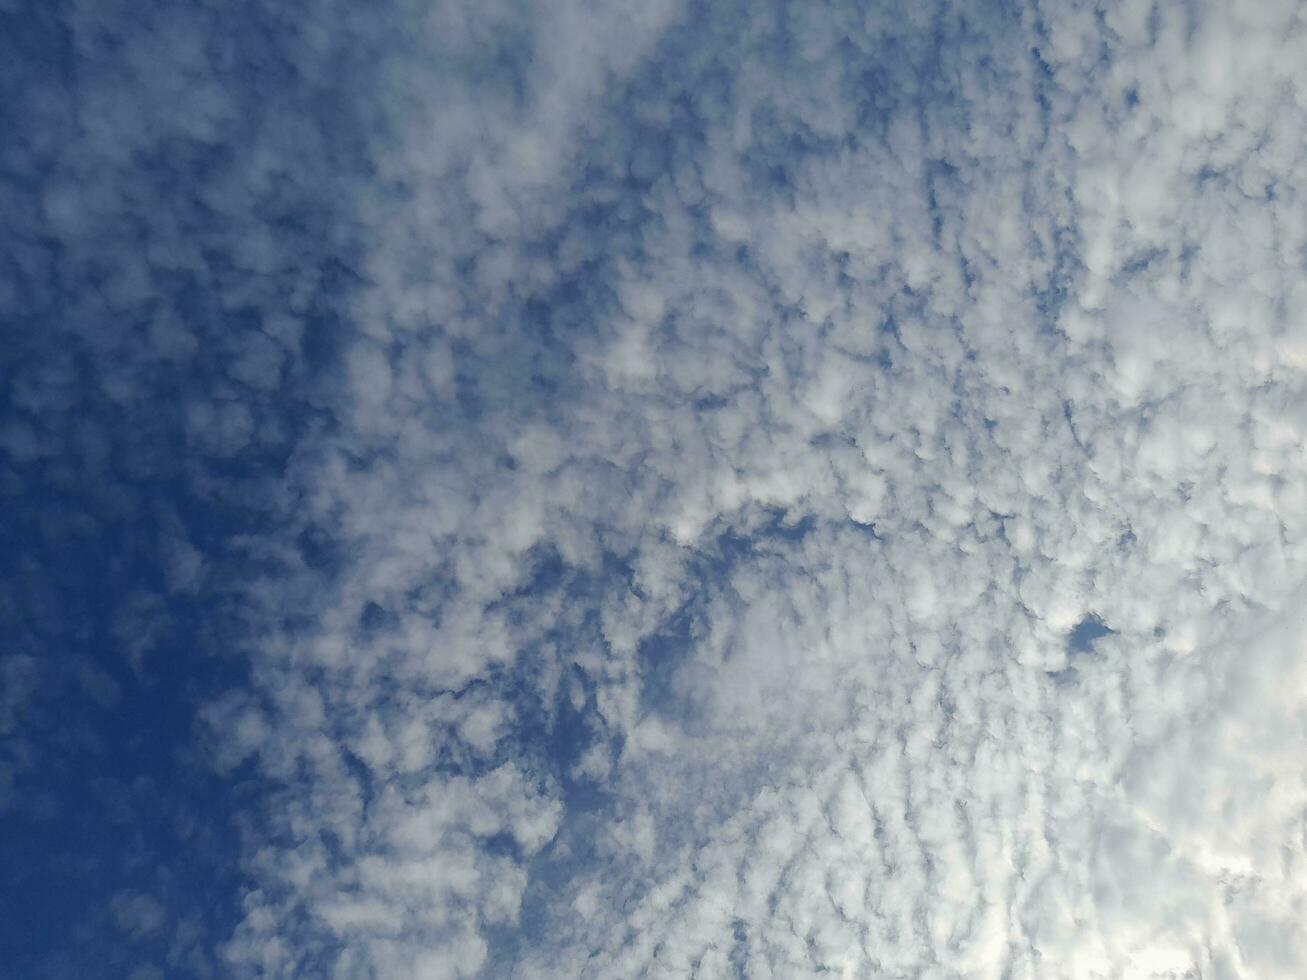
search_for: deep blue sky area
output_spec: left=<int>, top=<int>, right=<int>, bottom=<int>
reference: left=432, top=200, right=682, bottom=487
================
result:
left=0, top=451, right=250, bottom=976
left=0, top=1, right=351, bottom=972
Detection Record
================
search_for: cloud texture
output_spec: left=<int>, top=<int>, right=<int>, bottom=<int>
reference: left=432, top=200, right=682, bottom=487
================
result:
left=6, top=0, right=1307, bottom=976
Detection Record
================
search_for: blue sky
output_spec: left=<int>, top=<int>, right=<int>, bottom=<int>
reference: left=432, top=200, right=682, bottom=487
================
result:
left=5, top=0, right=1307, bottom=977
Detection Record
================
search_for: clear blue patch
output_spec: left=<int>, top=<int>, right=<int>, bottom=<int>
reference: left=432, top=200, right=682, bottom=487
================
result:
left=1068, top=614, right=1112, bottom=655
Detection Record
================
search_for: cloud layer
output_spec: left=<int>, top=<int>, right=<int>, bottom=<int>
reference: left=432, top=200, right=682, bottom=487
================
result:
left=6, top=0, right=1307, bottom=977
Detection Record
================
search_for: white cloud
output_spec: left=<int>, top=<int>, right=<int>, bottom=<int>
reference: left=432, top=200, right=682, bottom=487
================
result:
left=204, top=0, right=1307, bottom=976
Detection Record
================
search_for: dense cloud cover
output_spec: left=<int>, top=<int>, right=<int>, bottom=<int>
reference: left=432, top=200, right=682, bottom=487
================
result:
left=4, top=0, right=1307, bottom=976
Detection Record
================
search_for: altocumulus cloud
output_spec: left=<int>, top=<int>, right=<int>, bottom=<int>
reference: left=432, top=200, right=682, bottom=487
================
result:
left=4, top=0, right=1307, bottom=977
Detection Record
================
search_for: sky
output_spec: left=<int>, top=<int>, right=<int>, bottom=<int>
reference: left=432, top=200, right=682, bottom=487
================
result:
left=3, top=0, right=1307, bottom=977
